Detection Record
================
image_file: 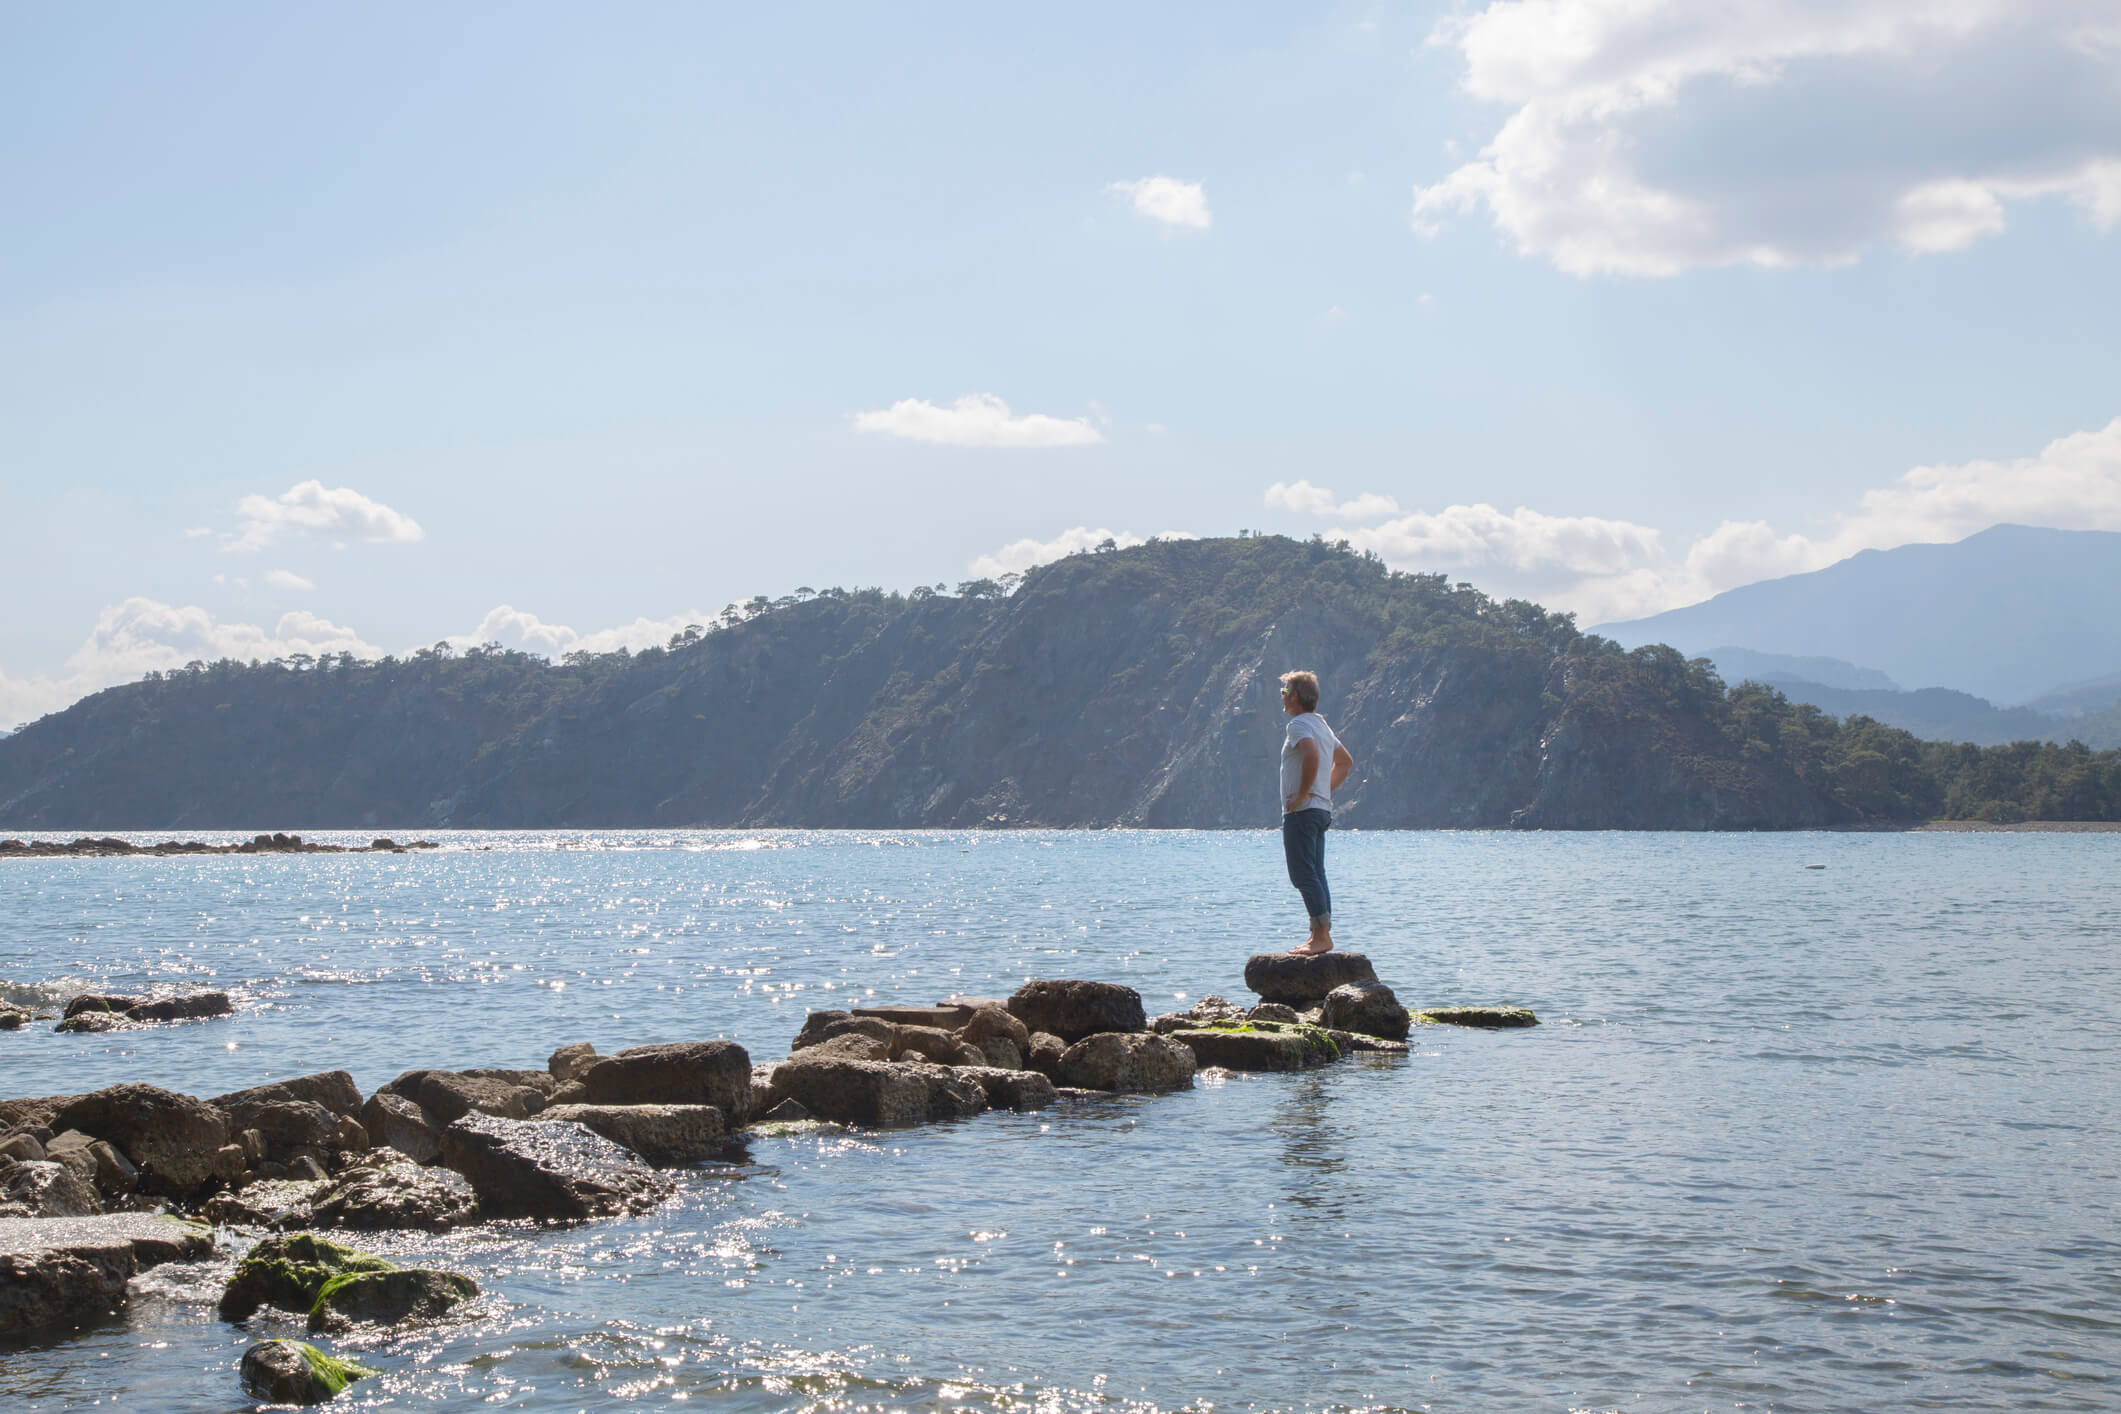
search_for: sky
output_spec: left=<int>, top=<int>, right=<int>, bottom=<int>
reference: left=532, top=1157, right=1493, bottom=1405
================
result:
left=4, top=1, right=2120, bottom=728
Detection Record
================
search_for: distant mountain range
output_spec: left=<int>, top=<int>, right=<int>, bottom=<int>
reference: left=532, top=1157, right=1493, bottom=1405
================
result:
left=6, top=536, right=2115, bottom=830
left=1598, top=525, right=2121, bottom=707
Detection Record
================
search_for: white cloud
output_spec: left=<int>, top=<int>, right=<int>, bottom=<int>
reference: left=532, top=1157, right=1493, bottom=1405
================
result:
left=1264, top=480, right=1402, bottom=520
left=853, top=394, right=1104, bottom=448
left=264, top=569, right=314, bottom=592
left=182, top=526, right=211, bottom=539
left=0, top=599, right=381, bottom=729
left=965, top=527, right=1196, bottom=580
left=1110, top=176, right=1213, bottom=231
left=226, top=480, right=424, bottom=553
left=1333, top=414, right=2121, bottom=624
left=445, top=605, right=714, bottom=659
left=1414, top=0, right=2121, bottom=275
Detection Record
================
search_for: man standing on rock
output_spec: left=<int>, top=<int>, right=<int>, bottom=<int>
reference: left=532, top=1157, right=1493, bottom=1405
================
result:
left=1278, top=670, right=1353, bottom=955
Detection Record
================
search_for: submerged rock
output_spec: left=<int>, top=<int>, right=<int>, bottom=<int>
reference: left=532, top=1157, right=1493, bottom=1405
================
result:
left=0, top=1005, right=31, bottom=1030
left=218, top=1232, right=395, bottom=1322
left=238, top=1339, right=376, bottom=1405
left=49, top=1084, right=230, bottom=1199
left=310, top=1266, right=477, bottom=1331
left=61, top=994, right=141, bottom=1020
left=128, top=991, right=233, bottom=1023
left=1320, top=980, right=1411, bottom=1041
left=539, top=1103, right=726, bottom=1165
left=0, top=1213, right=213, bottom=1340
left=1243, top=952, right=1378, bottom=1006
left=576, top=1040, right=754, bottom=1123
left=1005, top=980, right=1147, bottom=1043
left=1414, top=1005, right=1539, bottom=1028
left=438, top=1114, right=675, bottom=1220
left=1170, top=1022, right=1340, bottom=1072
left=54, top=1011, right=131, bottom=1034
left=1055, top=1033, right=1198, bottom=1093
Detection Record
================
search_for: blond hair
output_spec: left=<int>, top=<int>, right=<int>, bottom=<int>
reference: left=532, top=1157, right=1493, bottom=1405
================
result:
left=1278, top=670, right=1320, bottom=711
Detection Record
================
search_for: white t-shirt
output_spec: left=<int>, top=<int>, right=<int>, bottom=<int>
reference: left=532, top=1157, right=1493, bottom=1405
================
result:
left=1279, top=712, right=1342, bottom=814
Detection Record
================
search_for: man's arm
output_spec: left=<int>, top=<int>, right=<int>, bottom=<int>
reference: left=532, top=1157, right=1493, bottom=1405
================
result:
left=1330, top=742, right=1353, bottom=793
left=1285, top=738, right=1321, bottom=813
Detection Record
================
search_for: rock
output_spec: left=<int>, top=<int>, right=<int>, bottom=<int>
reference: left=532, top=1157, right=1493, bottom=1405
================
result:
left=48, top=1084, right=231, bottom=1198
left=957, top=1005, right=1031, bottom=1052
left=547, top=1080, right=590, bottom=1105
left=892, top=1025, right=982, bottom=1066
left=438, top=1114, right=675, bottom=1221
left=203, top=1179, right=328, bottom=1230
left=1024, top=1032, right=1067, bottom=1078
left=61, top=994, right=141, bottom=1020
left=211, top=1071, right=364, bottom=1118
left=1170, top=1022, right=1341, bottom=1071
left=1415, top=1005, right=1540, bottom=1029
left=954, top=1066, right=1056, bottom=1110
left=791, top=1031, right=893, bottom=1063
left=239, top=1339, right=376, bottom=1405
left=975, top=1036, right=1023, bottom=1070
left=749, top=1063, right=783, bottom=1115
left=309, top=1266, right=477, bottom=1331
left=1005, top=980, right=1147, bottom=1043
left=307, top=1154, right=478, bottom=1231
left=128, top=991, right=233, bottom=1023
left=0, top=1096, right=79, bottom=1131
left=547, top=1042, right=601, bottom=1083
left=539, top=1103, right=726, bottom=1165
left=577, top=1040, right=753, bottom=1124
left=1247, top=1002, right=1301, bottom=1024
left=0, top=1214, right=213, bottom=1340
left=329, top=1116, right=369, bottom=1153
left=1, top=1006, right=31, bottom=1030
left=1320, top=980, right=1410, bottom=1040
left=0, top=1132, right=45, bottom=1162
left=758, top=1098, right=812, bottom=1122
left=1321, top=1029, right=1411, bottom=1055
left=910, top=1062, right=989, bottom=1120
left=55, top=1011, right=131, bottom=1034
left=224, top=1099, right=341, bottom=1162
left=1055, top=1033, right=1198, bottom=1093
left=791, top=1013, right=895, bottom=1052
left=358, top=1092, right=442, bottom=1165
left=852, top=1003, right=974, bottom=1029
left=285, top=1154, right=328, bottom=1181
left=218, top=1232, right=396, bottom=1322
left=378, top=1070, right=545, bottom=1125
left=3, top=1160, right=101, bottom=1217
left=83, top=1139, right=139, bottom=1198
left=769, top=1057, right=940, bottom=1127
left=1243, top=952, right=1379, bottom=1006
left=462, top=1066, right=559, bottom=1097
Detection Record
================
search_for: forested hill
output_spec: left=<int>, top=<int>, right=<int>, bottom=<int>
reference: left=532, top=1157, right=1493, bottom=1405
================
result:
left=3, top=536, right=2116, bottom=830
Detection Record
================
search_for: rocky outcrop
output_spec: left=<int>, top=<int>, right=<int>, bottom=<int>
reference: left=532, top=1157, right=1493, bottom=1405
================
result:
left=219, top=1232, right=396, bottom=1322
left=1320, top=980, right=1410, bottom=1040
left=1242, top=952, right=1379, bottom=1006
left=52, top=991, right=231, bottom=1025
left=539, top=1103, right=726, bottom=1165
left=438, top=1114, right=675, bottom=1220
left=309, top=1266, right=477, bottom=1331
left=892, top=1025, right=984, bottom=1066
left=1055, top=1033, right=1197, bottom=1093
left=377, top=1070, right=545, bottom=1125
left=307, top=1153, right=478, bottom=1231
left=576, top=1041, right=754, bottom=1124
left=1024, top=1032, right=1067, bottom=1078
left=0, top=1214, right=213, bottom=1340
left=2, top=1159, right=101, bottom=1217
left=1005, top=980, right=1147, bottom=1043
left=790, top=1012, right=896, bottom=1052
left=239, top=1339, right=376, bottom=1405
left=1415, top=1005, right=1540, bottom=1029
left=1171, top=1022, right=1340, bottom=1072
left=211, top=1071, right=364, bottom=1118
left=48, top=1084, right=231, bottom=1198
left=547, top=1042, right=602, bottom=1083
left=358, top=1091, right=443, bottom=1164
left=955, top=1067, right=1056, bottom=1111
left=202, top=1178, right=329, bottom=1231
left=772, top=1057, right=960, bottom=1127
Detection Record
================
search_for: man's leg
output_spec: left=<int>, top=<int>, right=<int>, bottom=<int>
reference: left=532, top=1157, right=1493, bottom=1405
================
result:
left=1283, top=810, right=1333, bottom=953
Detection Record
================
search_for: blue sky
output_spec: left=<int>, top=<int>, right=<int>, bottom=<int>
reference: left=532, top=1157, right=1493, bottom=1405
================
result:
left=5, top=1, right=2119, bottom=725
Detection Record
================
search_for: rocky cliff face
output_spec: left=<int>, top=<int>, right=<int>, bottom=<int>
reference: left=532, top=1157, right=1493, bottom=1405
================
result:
left=0, top=537, right=1855, bottom=830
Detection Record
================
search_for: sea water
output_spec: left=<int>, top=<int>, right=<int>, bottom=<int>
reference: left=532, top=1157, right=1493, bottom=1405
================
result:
left=0, top=829, right=2116, bottom=1412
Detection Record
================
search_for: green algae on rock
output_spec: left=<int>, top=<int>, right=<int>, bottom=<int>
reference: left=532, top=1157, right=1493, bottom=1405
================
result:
left=1170, top=1020, right=1341, bottom=1072
left=1413, top=1006, right=1540, bottom=1029
left=310, top=1266, right=478, bottom=1331
left=218, top=1232, right=396, bottom=1322
left=238, top=1338, right=377, bottom=1404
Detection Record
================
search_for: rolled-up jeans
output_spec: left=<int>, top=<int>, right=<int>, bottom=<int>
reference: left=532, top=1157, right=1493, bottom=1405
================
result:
left=1282, top=808, right=1332, bottom=926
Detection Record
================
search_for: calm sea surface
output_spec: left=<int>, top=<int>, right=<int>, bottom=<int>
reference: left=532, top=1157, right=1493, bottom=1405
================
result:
left=0, top=829, right=2116, bottom=1412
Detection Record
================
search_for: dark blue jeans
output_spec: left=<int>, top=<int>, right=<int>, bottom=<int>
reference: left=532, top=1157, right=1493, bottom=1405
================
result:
left=1282, top=808, right=1332, bottom=925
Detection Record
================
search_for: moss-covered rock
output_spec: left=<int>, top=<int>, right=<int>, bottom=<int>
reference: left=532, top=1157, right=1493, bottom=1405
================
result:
left=310, top=1266, right=477, bottom=1331
left=1170, top=1020, right=1341, bottom=1072
left=218, top=1232, right=395, bottom=1322
left=1413, top=1006, right=1539, bottom=1029
left=238, top=1339, right=376, bottom=1404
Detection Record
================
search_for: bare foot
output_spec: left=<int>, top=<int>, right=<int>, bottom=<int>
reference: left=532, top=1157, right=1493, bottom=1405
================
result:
left=1288, top=937, right=1334, bottom=955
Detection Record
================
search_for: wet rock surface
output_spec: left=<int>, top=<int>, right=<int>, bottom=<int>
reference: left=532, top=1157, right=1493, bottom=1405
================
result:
left=310, top=1266, right=478, bottom=1331
left=239, top=1339, right=376, bottom=1404
left=379, top=1069, right=545, bottom=1125
left=358, top=1090, right=443, bottom=1164
left=438, top=1114, right=675, bottom=1220
left=219, top=1232, right=396, bottom=1322
left=1171, top=1022, right=1341, bottom=1072
left=1005, top=979, right=1147, bottom=1043
left=1243, top=951, right=1379, bottom=1006
left=1415, top=1005, right=1540, bottom=1028
left=48, top=1084, right=231, bottom=1199
left=0, top=1214, right=214, bottom=1340
left=307, top=1153, right=479, bottom=1231
left=1, top=1159, right=101, bottom=1217
left=539, top=1103, right=727, bottom=1165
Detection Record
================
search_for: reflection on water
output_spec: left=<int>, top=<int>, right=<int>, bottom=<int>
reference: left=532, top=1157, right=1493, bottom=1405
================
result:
left=1, top=829, right=2118, bottom=1410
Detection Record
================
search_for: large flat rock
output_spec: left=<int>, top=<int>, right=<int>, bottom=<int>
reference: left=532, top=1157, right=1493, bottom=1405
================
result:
left=1170, top=1025, right=1340, bottom=1072
left=0, top=1214, right=213, bottom=1341
left=1242, top=952, right=1378, bottom=1006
